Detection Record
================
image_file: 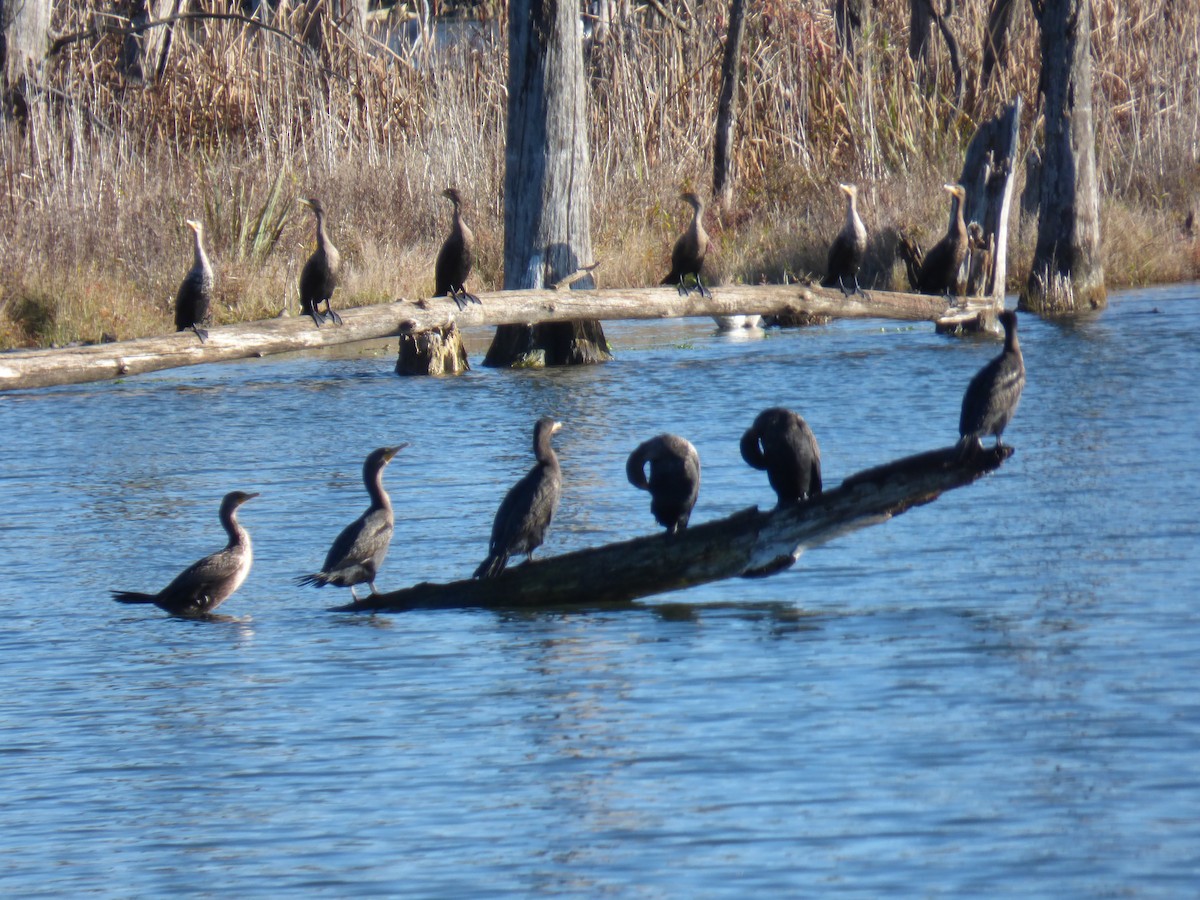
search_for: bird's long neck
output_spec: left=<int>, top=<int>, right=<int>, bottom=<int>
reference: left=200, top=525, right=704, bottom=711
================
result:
left=950, top=194, right=966, bottom=239
left=534, top=433, right=559, bottom=469
left=221, top=508, right=250, bottom=551
left=193, top=229, right=211, bottom=273
left=365, top=464, right=392, bottom=511
left=314, top=212, right=330, bottom=254
left=689, top=201, right=705, bottom=239
left=1004, top=324, right=1021, bottom=357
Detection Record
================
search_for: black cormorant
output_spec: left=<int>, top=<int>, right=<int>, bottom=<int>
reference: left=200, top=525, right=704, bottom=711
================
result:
left=915, top=183, right=969, bottom=296
left=662, top=192, right=711, bottom=298
left=824, top=183, right=867, bottom=294
left=175, top=218, right=213, bottom=343
left=435, top=187, right=481, bottom=310
left=958, top=309, right=1025, bottom=452
left=111, top=490, right=258, bottom=617
left=297, top=444, right=409, bottom=601
left=299, top=197, right=342, bottom=327
left=474, top=417, right=563, bottom=579
left=740, top=408, right=823, bottom=506
left=626, top=433, right=701, bottom=534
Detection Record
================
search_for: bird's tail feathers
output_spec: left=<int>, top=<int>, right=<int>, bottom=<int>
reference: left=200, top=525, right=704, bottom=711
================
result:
left=473, top=554, right=508, bottom=580
left=295, top=573, right=330, bottom=589
left=111, top=591, right=158, bottom=605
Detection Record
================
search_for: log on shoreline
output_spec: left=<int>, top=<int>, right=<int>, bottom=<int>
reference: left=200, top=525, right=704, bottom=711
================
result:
left=332, top=443, right=1014, bottom=614
left=0, top=284, right=973, bottom=392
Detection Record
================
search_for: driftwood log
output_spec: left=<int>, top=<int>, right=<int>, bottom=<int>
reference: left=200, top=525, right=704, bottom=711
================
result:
left=332, top=443, right=1013, bottom=613
left=1, top=284, right=963, bottom=392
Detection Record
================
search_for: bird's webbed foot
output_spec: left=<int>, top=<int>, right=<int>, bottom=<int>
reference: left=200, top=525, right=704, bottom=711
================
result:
left=323, top=304, right=343, bottom=326
left=192, top=325, right=210, bottom=344
left=307, top=308, right=324, bottom=328
left=675, top=282, right=689, bottom=298
left=696, top=278, right=712, bottom=299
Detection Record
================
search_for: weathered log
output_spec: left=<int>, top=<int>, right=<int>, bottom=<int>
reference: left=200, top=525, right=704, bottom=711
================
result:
left=0, top=284, right=958, bottom=392
left=332, top=443, right=1014, bottom=613
left=957, top=96, right=1021, bottom=302
left=395, top=323, right=469, bottom=376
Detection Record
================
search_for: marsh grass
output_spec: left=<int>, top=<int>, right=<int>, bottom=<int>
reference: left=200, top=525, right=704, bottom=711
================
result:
left=1, top=0, right=1197, bottom=347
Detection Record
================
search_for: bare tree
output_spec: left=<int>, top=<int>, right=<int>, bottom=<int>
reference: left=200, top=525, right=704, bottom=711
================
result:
left=980, top=0, right=1025, bottom=93
left=1, top=0, right=50, bottom=88
left=712, top=0, right=747, bottom=212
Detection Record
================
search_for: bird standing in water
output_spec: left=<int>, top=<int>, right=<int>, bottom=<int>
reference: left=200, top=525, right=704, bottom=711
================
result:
left=175, top=219, right=213, bottom=343
left=958, top=309, right=1025, bottom=453
left=111, top=490, right=258, bottom=617
left=740, top=408, right=823, bottom=507
left=626, top=434, right=701, bottom=534
left=474, top=417, right=563, bottom=579
left=662, top=192, right=711, bottom=298
left=435, top=187, right=481, bottom=310
left=824, top=183, right=867, bottom=295
left=298, top=444, right=408, bottom=601
left=298, top=197, right=342, bottom=327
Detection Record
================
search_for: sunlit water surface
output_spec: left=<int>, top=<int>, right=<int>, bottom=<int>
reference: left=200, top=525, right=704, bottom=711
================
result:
left=2, top=286, right=1199, bottom=896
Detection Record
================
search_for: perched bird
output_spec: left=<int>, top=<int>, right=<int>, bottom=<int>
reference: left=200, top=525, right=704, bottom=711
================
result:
left=740, top=408, right=823, bottom=506
left=824, top=183, right=867, bottom=294
left=958, top=309, right=1025, bottom=452
left=297, top=444, right=409, bottom=601
left=626, top=433, right=701, bottom=534
left=111, top=490, right=258, bottom=617
left=298, top=197, right=342, bottom=327
left=175, top=218, right=213, bottom=343
left=915, top=183, right=969, bottom=296
left=474, top=417, right=563, bottom=579
left=434, top=187, right=481, bottom=310
left=662, top=191, right=711, bottom=298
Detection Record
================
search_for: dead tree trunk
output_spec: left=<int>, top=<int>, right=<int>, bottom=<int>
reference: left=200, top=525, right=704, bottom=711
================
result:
left=712, top=0, right=747, bottom=212
left=484, top=0, right=612, bottom=369
left=1022, top=0, right=1106, bottom=314
left=832, top=0, right=864, bottom=59
left=980, top=0, right=1024, bottom=93
left=908, top=0, right=964, bottom=106
left=1, top=0, right=49, bottom=88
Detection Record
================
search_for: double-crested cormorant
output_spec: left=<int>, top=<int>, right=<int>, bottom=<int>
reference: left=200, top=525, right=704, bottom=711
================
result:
left=626, top=433, right=701, bottom=534
left=824, top=183, right=867, bottom=294
left=297, top=444, right=409, bottom=601
left=915, top=183, right=969, bottom=296
left=111, top=490, right=258, bottom=617
left=959, top=309, right=1025, bottom=452
left=298, top=197, right=342, bottom=327
left=175, top=218, right=213, bottom=343
left=740, top=407, right=823, bottom=506
left=662, top=192, right=711, bottom=298
left=435, top=187, right=481, bottom=310
left=474, top=417, right=563, bottom=579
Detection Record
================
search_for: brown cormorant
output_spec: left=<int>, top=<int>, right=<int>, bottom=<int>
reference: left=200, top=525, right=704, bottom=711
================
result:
left=959, top=309, right=1025, bottom=452
left=626, top=433, right=701, bottom=534
left=111, top=490, right=258, bottom=617
left=175, top=219, right=213, bottom=343
left=435, top=187, right=481, bottom=310
left=915, top=183, right=969, bottom=296
left=298, top=197, right=342, bottom=327
left=662, top=192, right=711, bottom=298
left=474, top=417, right=563, bottom=579
left=740, top=408, right=823, bottom=506
left=297, top=444, right=409, bottom=601
left=824, top=183, right=867, bottom=294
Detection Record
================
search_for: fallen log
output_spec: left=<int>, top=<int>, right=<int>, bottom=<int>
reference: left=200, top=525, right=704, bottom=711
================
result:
left=332, top=443, right=1013, bottom=613
left=1, top=284, right=960, bottom=392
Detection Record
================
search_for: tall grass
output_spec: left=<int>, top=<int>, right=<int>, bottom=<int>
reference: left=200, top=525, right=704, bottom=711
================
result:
left=1, top=0, right=1197, bottom=347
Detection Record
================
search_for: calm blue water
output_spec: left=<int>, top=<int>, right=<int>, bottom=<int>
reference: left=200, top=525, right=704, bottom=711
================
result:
left=2, top=286, right=1199, bottom=896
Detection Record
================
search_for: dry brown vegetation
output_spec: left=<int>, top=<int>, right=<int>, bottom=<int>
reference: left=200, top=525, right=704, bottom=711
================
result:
left=1, top=0, right=1198, bottom=348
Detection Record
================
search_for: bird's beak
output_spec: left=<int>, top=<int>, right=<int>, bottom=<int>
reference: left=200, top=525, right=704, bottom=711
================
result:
left=551, top=421, right=564, bottom=435
left=243, top=492, right=261, bottom=503
left=383, top=443, right=410, bottom=461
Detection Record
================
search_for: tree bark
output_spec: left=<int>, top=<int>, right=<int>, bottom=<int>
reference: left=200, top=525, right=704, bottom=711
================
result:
left=712, top=0, right=747, bottom=212
left=1022, top=0, right=1106, bottom=314
left=1, top=0, right=49, bottom=87
left=832, top=0, right=864, bottom=59
left=486, top=0, right=612, bottom=368
left=980, top=0, right=1024, bottom=93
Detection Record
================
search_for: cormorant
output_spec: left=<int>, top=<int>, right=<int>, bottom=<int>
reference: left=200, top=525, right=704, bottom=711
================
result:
left=297, top=444, right=409, bottom=601
left=662, top=192, right=711, bottom=298
left=435, top=187, right=481, bottom=310
left=298, top=197, right=342, bottom=327
left=740, top=408, right=823, bottom=506
left=958, top=309, right=1025, bottom=452
left=111, top=490, right=258, bottom=617
left=915, top=183, right=968, bottom=296
left=474, top=417, right=563, bottom=579
left=824, top=183, right=867, bottom=294
left=626, top=433, right=701, bottom=534
left=175, top=218, right=213, bottom=343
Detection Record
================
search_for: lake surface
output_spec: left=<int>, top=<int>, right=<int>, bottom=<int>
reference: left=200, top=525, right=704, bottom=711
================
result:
left=2, top=286, right=1198, bottom=896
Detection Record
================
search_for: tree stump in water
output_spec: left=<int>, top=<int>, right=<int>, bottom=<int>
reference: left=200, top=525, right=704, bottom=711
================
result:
left=395, top=323, right=469, bottom=376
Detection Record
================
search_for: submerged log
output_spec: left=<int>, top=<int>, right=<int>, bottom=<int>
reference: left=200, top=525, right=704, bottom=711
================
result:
left=0, top=284, right=957, bottom=392
left=332, top=443, right=1014, bottom=613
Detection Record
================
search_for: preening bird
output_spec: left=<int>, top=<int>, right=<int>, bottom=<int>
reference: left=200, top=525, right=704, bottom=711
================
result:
left=297, top=444, right=409, bottom=601
left=626, top=433, right=701, bottom=534
left=474, top=417, right=563, bottom=579
left=740, top=408, right=823, bottom=507
left=958, top=309, right=1025, bottom=453
left=175, top=218, right=213, bottom=343
left=824, top=183, right=867, bottom=295
left=111, top=490, right=258, bottom=617
left=434, top=187, right=481, bottom=310
left=298, top=197, right=342, bottom=327
left=662, top=192, right=711, bottom=298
